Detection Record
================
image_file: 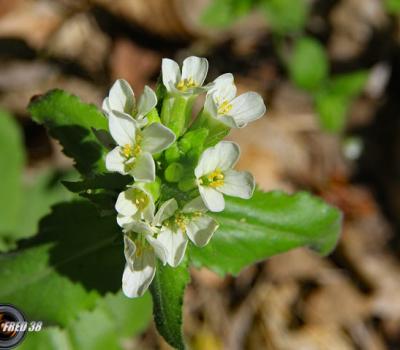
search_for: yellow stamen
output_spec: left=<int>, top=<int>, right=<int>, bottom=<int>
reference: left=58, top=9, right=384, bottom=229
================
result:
left=207, top=168, right=225, bottom=188
left=174, top=214, right=187, bottom=233
left=217, top=100, right=233, bottom=115
left=122, top=144, right=134, bottom=158
left=131, top=188, right=149, bottom=211
left=122, top=133, right=142, bottom=159
left=176, top=77, right=197, bottom=92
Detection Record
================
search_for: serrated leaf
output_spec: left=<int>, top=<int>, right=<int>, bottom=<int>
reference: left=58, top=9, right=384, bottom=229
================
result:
left=150, top=260, right=190, bottom=350
left=0, top=111, right=24, bottom=238
left=189, top=190, right=342, bottom=276
left=288, top=37, right=329, bottom=91
left=63, top=173, right=131, bottom=193
left=0, top=200, right=125, bottom=326
left=28, top=89, right=108, bottom=176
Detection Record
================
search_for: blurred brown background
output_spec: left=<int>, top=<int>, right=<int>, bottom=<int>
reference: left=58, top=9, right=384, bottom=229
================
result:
left=1, top=0, right=400, bottom=349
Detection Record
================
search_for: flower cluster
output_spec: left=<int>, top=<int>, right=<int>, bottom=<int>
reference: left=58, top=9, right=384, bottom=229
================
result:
left=102, top=56, right=266, bottom=298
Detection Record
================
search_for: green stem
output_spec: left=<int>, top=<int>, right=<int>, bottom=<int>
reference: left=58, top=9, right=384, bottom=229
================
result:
left=161, top=95, right=195, bottom=137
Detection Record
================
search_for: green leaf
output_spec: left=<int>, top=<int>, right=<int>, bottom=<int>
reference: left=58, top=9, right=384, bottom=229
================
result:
left=19, top=170, right=76, bottom=239
left=63, top=173, right=131, bottom=193
left=314, top=71, right=368, bottom=133
left=315, top=91, right=349, bottom=133
left=97, top=291, right=152, bottom=337
left=0, top=200, right=125, bottom=326
left=0, top=244, right=99, bottom=327
left=0, top=110, right=24, bottom=238
left=261, top=0, right=308, bottom=34
left=385, top=0, right=400, bottom=14
left=28, top=89, right=108, bottom=176
left=19, top=292, right=152, bottom=350
left=189, top=190, right=342, bottom=276
left=150, top=260, right=190, bottom=350
left=328, top=71, right=369, bottom=98
left=201, top=0, right=254, bottom=28
left=0, top=199, right=153, bottom=349
left=0, top=111, right=74, bottom=251
left=288, top=37, right=329, bottom=91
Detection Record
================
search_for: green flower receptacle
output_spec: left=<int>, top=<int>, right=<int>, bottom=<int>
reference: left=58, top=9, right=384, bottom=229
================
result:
left=190, top=109, right=230, bottom=147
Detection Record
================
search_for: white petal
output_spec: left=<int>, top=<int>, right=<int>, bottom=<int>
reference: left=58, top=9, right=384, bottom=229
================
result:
left=137, top=85, right=157, bottom=117
left=186, top=215, right=219, bottom=247
left=108, top=110, right=136, bottom=146
left=146, top=235, right=168, bottom=265
left=156, top=227, right=188, bottom=267
left=142, top=199, right=155, bottom=222
left=217, top=115, right=238, bottom=128
left=194, top=141, right=240, bottom=178
left=198, top=186, right=225, bottom=212
left=182, top=196, right=207, bottom=213
left=218, top=169, right=255, bottom=199
left=129, top=152, right=155, bottom=182
left=108, top=79, right=136, bottom=114
left=102, top=97, right=111, bottom=116
left=117, top=214, right=133, bottom=229
left=229, top=92, right=266, bottom=127
left=105, top=147, right=126, bottom=174
left=116, top=189, right=139, bottom=217
left=122, top=250, right=156, bottom=298
left=141, top=123, right=176, bottom=154
left=154, top=198, right=178, bottom=226
left=162, top=58, right=181, bottom=92
left=124, top=235, right=136, bottom=269
left=118, top=217, right=153, bottom=235
left=210, top=73, right=237, bottom=101
left=181, top=56, right=208, bottom=86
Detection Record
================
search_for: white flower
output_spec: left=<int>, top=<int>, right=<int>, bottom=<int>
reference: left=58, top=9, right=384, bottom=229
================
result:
left=162, top=56, right=209, bottom=96
left=116, top=185, right=155, bottom=227
left=105, top=113, right=175, bottom=182
left=205, top=73, right=266, bottom=128
left=122, top=235, right=156, bottom=298
left=102, top=79, right=157, bottom=127
left=119, top=197, right=218, bottom=267
left=195, top=141, right=255, bottom=212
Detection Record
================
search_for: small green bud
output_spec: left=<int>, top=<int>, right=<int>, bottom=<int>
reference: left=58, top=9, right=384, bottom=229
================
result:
left=165, top=163, right=184, bottom=183
left=178, top=138, right=191, bottom=153
left=165, top=143, right=181, bottom=164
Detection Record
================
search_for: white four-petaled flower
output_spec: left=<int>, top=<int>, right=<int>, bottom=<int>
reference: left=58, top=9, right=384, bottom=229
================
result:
left=195, top=141, right=255, bottom=212
left=162, top=56, right=209, bottom=96
left=105, top=113, right=175, bottom=182
left=102, top=79, right=157, bottom=127
left=122, top=235, right=157, bottom=298
left=119, top=197, right=219, bottom=297
left=116, top=185, right=155, bottom=225
left=205, top=73, right=266, bottom=128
